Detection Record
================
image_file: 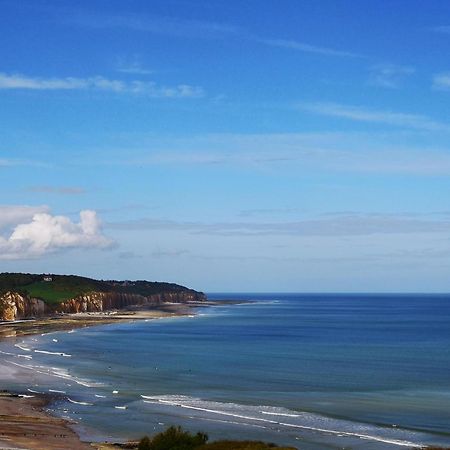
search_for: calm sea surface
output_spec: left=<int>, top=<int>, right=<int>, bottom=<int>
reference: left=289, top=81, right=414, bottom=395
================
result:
left=2, top=294, right=450, bottom=449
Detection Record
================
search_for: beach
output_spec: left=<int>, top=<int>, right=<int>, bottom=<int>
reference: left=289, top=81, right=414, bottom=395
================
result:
left=0, top=392, right=93, bottom=450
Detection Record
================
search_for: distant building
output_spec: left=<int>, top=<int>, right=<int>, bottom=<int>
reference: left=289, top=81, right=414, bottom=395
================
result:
left=43, top=276, right=53, bottom=282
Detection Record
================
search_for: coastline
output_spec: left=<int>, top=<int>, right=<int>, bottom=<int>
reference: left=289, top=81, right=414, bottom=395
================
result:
left=0, top=391, right=94, bottom=450
left=1, top=295, right=443, bottom=450
left=0, top=301, right=214, bottom=450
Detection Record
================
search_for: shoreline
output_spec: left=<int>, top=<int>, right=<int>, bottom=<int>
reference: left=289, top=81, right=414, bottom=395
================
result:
left=0, top=301, right=217, bottom=340
left=0, top=391, right=94, bottom=450
left=0, top=301, right=219, bottom=450
left=0, top=297, right=446, bottom=450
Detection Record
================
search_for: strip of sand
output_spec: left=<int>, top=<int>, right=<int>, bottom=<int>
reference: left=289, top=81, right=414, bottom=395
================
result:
left=0, top=392, right=92, bottom=450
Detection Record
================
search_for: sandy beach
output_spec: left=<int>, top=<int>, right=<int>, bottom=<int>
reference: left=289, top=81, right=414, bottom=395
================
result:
left=0, top=392, right=92, bottom=450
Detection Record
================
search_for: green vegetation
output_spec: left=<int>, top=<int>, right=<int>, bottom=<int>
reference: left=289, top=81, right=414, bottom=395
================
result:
left=137, top=427, right=296, bottom=450
left=199, top=442, right=296, bottom=450
left=0, top=272, right=204, bottom=306
left=23, top=280, right=96, bottom=305
left=138, top=426, right=207, bottom=450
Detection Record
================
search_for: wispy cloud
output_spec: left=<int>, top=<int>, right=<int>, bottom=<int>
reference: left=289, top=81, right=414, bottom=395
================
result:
left=0, top=72, right=204, bottom=98
left=257, top=38, right=362, bottom=58
left=432, top=72, right=450, bottom=90
left=367, top=63, right=415, bottom=88
left=84, top=131, right=450, bottom=176
left=67, top=9, right=360, bottom=59
left=302, top=102, right=450, bottom=132
left=107, top=213, right=450, bottom=237
left=0, top=157, right=51, bottom=168
left=238, top=208, right=300, bottom=218
left=26, top=185, right=86, bottom=195
left=115, top=56, right=154, bottom=75
left=69, top=12, right=239, bottom=39
left=431, top=25, right=450, bottom=34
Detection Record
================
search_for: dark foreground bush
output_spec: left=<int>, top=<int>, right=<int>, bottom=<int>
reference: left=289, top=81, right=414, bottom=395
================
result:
left=138, top=426, right=208, bottom=450
left=138, top=427, right=296, bottom=450
left=198, top=440, right=296, bottom=450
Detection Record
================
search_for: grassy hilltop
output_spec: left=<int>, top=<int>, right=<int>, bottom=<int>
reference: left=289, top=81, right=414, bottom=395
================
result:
left=0, top=272, right=203, bottom=306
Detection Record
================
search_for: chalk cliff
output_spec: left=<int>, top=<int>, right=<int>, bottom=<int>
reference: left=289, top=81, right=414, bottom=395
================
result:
left=0, top=272, right=206, bottom=321
left=56, top=290, right=205, bottom=314
left=0, top=291, right=47, bottom=321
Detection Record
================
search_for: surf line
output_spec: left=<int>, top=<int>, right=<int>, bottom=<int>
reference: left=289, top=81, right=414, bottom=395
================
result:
left=141, top=397, right=421, bottom=448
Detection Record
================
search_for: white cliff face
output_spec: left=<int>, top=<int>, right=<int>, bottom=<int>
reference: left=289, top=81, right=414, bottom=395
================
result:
left=0, top=291, right=46, bottom=321
left=0, top=288, right=206, bottom=321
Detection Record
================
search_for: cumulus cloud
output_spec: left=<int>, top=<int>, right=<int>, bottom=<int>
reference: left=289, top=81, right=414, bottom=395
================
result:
left=0, top=205, right=49, bottom=230
left=0, top=209, right=114, bottom=259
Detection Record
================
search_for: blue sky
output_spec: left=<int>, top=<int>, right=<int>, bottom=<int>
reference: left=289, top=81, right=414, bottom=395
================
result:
left=2, top=0, right=450, bottom=292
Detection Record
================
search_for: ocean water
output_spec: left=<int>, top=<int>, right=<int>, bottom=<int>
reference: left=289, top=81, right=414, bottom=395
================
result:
left=1, top=294, right=450, bottom=449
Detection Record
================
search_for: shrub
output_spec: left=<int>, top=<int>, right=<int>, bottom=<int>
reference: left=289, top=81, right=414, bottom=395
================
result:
left=138, top=426, right=208, bottom=450
left=138, top=436, right=152, bottom=450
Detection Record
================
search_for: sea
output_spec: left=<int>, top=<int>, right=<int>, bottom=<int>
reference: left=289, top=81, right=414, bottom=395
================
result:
left=1, top=293, right=450, bottom=449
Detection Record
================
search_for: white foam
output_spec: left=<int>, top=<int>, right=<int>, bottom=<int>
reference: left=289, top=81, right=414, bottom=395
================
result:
left=261, top=411, right=300, bottom=417
left=140, top=395, right=424, bottom=448
left=34, top=350, right=72, bottom=357
left=115, top=405, right=127, bottom=410
left=67, top=398, right=93, bottom=406
left=27, top=389, right=42, bottom=394
left=15, top=344, right=31, bottom=352
left=6, top=360, right=96, bottom=388
left=0, top=350, right=15, bottom=356
left=49, top=389, right=66, bottom=394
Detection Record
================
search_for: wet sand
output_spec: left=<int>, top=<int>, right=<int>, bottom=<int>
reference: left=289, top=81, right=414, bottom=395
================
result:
left=0, top=392, right=92, bottom=450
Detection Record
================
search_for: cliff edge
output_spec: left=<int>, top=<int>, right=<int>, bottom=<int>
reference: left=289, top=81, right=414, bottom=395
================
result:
left=0, top=273, right=206, bottom=321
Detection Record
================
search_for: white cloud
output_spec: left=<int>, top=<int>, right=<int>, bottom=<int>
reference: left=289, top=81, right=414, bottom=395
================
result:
left=432, top=72, right=450, bottom=90
left=258, top=38, right=362, bottom=58
left=0, top=209, right=114, bottom=259
left=69, top=12, right=238, bottom=39
left=26, top=185, right=86, bottom=195
left=0, top=205, right=49, bottom=230
left=0, top=73, right=204, bottom=98
left=116, top=57, right=154, bottom=75
left=302, top=102, right=450, bottom=132
left=0, top=158, right=50, bottom=168
left=89, top=131, right=450, bottom=176
left=431, top=25, right=450, bottom=34
left=107, top=213, right=450, bottom=237
left=367, top=63, right=415, bottom=88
